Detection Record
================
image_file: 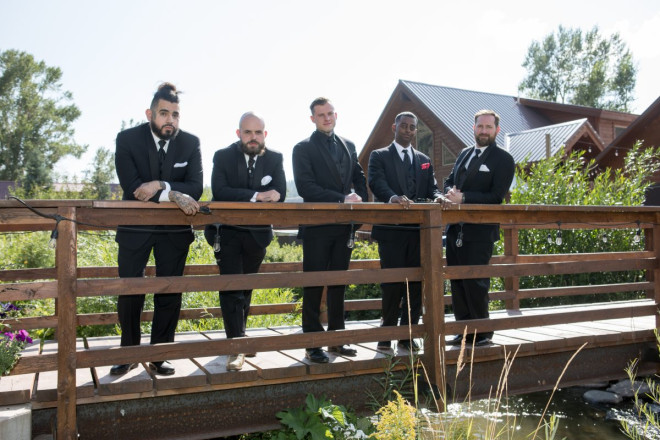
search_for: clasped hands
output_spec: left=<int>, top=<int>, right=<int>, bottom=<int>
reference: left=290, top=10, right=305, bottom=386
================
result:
left=391, top=194, right=449, bottom=209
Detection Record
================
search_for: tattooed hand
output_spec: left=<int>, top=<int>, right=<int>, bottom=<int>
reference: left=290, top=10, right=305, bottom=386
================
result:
left=168, top=191, right=200, bottom=216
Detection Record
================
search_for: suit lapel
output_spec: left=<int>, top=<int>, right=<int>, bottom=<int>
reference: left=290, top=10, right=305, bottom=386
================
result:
left=253, top=154, right=267, bottom=189
left=234, top=144, right=249, bottom=187
left=411, top=149, right=425, bottom=197
left=461, top=146, right=492, bottom=189
left=335, top=136, right=352, bottom=190
left=160, top=134, right=178, bottom=182
left=389, top=144, right=407, bottom=194
left=145, top=126, right=160, bottom=180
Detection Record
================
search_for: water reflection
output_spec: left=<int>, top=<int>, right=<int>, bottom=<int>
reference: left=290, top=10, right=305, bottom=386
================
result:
left=422, top=387, right=650, bottom=439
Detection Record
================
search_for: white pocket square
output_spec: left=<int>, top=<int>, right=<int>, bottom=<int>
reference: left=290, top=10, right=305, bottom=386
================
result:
left=479, top=164, right=490, bottom=172
left=173, top=162, right=188, bottom=168
left=261, top=175, right=272, bottom=186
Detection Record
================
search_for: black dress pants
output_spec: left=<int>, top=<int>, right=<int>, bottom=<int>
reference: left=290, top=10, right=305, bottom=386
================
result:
left=445, top=229, right=494, bottom=339
left=378, top=228, right=422, bottom=329
left=117, top=233, right=189, bottom=347
left=301, top=227, right=353, bottom=335
left=215, top=230, right=267, bottom=339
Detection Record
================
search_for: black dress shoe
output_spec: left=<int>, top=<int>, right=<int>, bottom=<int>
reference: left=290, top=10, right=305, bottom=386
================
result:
left=474, top=336, right=492, bottom=347
left=110, top=363, right=137, bottom=375
left=447, top=335, right=463, bottom=346
left=398, top=339, right=420, bottom=352
left=305, top=348, right=329, bottom=364
left=149, top=361, right=175, bottom=375
left=328, top=345, right=357, bottom=357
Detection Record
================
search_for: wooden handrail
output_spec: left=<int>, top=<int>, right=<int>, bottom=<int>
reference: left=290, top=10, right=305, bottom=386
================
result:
left=0, top=200, right=659, bottom=440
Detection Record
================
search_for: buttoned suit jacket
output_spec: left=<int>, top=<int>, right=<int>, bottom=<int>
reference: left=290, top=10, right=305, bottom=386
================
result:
left=292, top=131, right=368, bottom=239
left=115, top=123, right=203, bottom=250
left=443, top=142, right=515, bottom=242
left=368, top=143, right=441, bottom=241
left=204, top=141, right=287, bottom=249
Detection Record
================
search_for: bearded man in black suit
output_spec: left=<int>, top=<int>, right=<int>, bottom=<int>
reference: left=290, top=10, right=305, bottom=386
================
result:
left=444, top=109, right=515, bottom=347
left=368, top=112, right=443, bottom=352
left=112, top=83, right=203, bottom=376
left=292, top=97, right=368, bottom=363
left=204, top=111, right=286, bottom=371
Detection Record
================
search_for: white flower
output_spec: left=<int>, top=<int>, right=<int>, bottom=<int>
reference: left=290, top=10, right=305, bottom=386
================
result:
left=261, top=175, right=272, bottom=186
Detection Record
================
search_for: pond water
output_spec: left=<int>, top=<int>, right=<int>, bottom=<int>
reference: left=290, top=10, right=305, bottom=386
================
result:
left=423, top=386, right=658, bottom=439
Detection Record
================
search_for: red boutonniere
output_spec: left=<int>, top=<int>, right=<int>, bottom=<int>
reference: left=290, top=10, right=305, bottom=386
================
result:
left=421, top=163, right=430, bottom=170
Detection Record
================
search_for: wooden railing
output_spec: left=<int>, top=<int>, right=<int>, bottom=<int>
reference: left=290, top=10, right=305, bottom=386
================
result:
left=1, top=199, right=659, bottom=439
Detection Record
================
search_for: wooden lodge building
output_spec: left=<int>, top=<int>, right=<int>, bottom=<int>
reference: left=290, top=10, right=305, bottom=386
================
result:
left=358, top=80, right=659, bottom=202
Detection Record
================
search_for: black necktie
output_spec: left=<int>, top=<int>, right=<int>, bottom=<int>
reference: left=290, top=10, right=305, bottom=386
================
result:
left=402, top=149, right=415, bottom=197
left=247, top=154, right=255, bottom=187
left=158, top=139, right=166, bottom=177
left=328, top=136, right=340, bottom=163
left=402, top=149, right=412, bottom=169
left=466, top=148, right=481, bottom=170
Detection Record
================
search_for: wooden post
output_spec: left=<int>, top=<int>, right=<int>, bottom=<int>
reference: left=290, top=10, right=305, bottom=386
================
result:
left=420, top=208, right=445, bottom=405
left=503, top=227, right=520, bottom=311
left=56, top=207, right=78, bottom=440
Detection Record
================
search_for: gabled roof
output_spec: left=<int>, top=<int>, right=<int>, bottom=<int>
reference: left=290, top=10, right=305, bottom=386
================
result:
left=400, top=80, right=552, bottom=147
left=505, top=119, right=604, bottom=163
left=596, top=95, right=660, bottom=167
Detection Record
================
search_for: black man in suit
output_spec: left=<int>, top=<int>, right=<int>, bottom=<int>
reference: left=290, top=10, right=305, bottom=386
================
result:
left=368, top=111, right=442, bottom=352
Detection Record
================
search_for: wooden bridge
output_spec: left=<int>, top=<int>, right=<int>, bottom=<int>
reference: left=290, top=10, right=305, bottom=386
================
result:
left=0, top=200, right=658, bottom=439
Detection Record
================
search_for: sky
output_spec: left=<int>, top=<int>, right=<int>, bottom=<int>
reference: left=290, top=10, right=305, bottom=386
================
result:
left=2, top=0, right=659, bottom=185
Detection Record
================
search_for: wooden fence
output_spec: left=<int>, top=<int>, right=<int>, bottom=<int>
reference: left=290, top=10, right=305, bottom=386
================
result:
left=0, top=199, right=659, bottom=439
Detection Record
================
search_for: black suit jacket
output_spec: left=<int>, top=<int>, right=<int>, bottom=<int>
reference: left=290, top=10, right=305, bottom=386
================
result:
left=115, top=123, right=203, bottom=250
left=204, top=141, right=287, bottom=248
left=292, top=131, right=368, bottom=238
left=443, top=142, right=515, bottom=242
left=368, top=143, right=441, bottom=241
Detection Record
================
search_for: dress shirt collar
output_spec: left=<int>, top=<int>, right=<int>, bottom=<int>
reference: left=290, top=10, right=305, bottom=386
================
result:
left=243, top=153, right=258, bottom=165
left=394, top=141, right=413, bottom=160
left=151, top=131, right=170, bottom=153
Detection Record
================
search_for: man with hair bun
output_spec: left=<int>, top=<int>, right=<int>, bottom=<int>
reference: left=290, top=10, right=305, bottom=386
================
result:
left=112, top=82, right=203, bottom=376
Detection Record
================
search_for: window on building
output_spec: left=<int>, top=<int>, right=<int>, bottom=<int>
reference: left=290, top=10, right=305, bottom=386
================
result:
left=614, top=126, right=626, bottom=139
left=415, top=119, right=434, bottom=162
left=442, top=143, right=456, bottom=166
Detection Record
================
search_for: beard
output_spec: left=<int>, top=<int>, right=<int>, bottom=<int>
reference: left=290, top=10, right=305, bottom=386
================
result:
left=475, top=133, right=495, bottom=147
left=240, top=140, right=266, bottom=155
left=150, top=119, right=178, bottom=140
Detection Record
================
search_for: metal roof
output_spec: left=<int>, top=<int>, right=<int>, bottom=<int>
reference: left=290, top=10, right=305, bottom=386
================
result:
left=400, top=80, right=552, bottom=147
left=505, top=119, right=588, bottom=163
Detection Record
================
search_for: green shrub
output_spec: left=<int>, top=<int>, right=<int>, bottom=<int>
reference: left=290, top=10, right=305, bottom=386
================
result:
left=503, top=143, right=660, bottom=308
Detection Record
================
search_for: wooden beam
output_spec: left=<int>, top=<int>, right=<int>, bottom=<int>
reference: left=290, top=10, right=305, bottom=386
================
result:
left=56, top=206, right=78, bottom=440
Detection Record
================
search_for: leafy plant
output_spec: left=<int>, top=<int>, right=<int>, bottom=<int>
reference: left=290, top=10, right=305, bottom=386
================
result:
left=273, top=394, right=373, bottom=440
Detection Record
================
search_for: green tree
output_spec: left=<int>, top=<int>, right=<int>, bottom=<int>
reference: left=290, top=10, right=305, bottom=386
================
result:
left=0, top=49, right=86, bottom=193
left=519, top=26, right=637, bottom=112
left=82, top=147, right=116, bottom=199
